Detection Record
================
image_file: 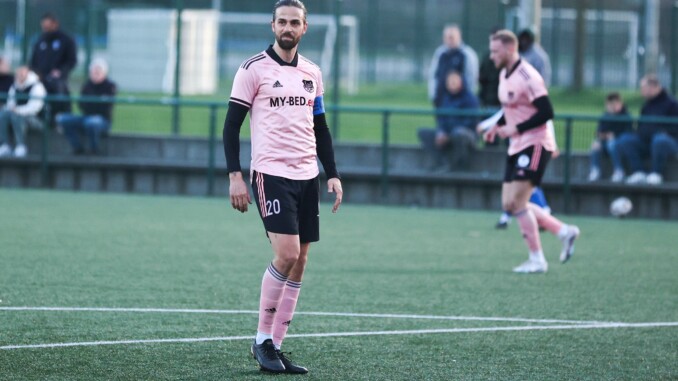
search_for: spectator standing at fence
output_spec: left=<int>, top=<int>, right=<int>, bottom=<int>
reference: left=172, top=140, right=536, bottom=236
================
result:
left=419, top=71, right=480, bottom=172
left=0, top=66, right=46, bottom=158
left=429, top=24, right=479, bottom=104
left=617, top=74, right=678, bottom=185
left=518, top=29, right=551, bottom=86
left=0, top=58, right=14, bottom=107
left=56, top=58, right=117, bottom=155
left=588, top=92, right=633, bottom=182
left=29, top=13, right=77, bottom=122
left=223, top=0, right=342, bottom=374
left=482, top=30, right=579, bottom=273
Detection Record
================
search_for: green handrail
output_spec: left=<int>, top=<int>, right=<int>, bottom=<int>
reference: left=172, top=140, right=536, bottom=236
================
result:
left=3, top=93, right=678, bottom=204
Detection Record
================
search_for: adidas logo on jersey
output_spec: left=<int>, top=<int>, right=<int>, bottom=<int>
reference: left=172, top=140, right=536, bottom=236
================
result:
left=273, top=80, right=283, bottom=88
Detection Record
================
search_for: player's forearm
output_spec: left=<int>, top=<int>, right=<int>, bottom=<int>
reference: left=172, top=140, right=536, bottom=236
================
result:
left=516, top=96, right=554, bottom=133
left=223, top=101, right=249, bottom=173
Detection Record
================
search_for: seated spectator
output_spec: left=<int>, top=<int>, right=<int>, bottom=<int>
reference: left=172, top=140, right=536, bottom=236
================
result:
left=56, top=58, right=117, bottom=155
left=588, top=92, right=633, bottom=182
left=419, top=71, right=480, bottom=171
left=0, top=66, right=46, bottom=158
left=617, top=74, right=678, bottom=185
left=0, top=57, right=14, bottom=106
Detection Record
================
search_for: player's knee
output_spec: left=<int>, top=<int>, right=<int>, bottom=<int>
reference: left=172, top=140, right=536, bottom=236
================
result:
left=277, top=249, right=301, bottom=268
left=502, top=200, right=517, bottom=213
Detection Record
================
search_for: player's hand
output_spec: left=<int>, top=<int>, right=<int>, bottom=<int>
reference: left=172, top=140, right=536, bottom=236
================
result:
left=483, top=125, right=498, bottom=143
left=497, top=124, right=518, bottom=139
left=229, top=172, right=251, bottom=213
left=327, top=178, right=343, bottom=213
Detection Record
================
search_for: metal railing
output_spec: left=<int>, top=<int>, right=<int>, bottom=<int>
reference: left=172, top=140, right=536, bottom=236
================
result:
left=2, top=94, right=678, bottom=212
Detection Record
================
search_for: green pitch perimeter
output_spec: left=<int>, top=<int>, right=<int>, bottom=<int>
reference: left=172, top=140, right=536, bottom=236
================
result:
left=0, top=189, right=676, bottom=380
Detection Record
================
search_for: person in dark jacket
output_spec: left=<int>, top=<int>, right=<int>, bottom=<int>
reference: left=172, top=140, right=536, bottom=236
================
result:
left=29, top=13, right=77, bottom=120
left=0, top=58, right=14, bottom=107
left=617, top=74, right=678, bottom=185
left=56, top=59, right=116, bottom=154
left=588, top=92, right=633, bottom=182
left=419, top=71, right=480, bottom=171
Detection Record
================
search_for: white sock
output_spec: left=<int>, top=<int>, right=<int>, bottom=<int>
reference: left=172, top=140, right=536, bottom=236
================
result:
left=255, top=331, right=272, bottom=345
left=529, top=250, right=545, bottom=262
left=557, top=225, right=569, bottom=239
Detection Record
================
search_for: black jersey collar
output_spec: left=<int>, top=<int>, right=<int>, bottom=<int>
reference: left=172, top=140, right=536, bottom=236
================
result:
left=266, top=45, right=299, bottom=67
left=505, top=59, right=522, bottom=79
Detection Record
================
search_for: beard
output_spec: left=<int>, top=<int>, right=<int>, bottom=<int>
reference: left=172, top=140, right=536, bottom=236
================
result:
left=276, top=33, right=300, bottom=50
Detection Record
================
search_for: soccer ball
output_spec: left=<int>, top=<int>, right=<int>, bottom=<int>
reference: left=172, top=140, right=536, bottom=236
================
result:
left=610, top=197, right=633, bottom=218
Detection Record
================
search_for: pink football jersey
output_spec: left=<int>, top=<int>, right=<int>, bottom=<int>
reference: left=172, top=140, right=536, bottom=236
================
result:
left=498, top=60, right=557, bottom=155
left=230, top=47, right=324, bottom=180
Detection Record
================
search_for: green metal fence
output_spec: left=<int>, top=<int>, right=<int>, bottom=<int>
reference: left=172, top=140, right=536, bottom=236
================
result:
left=3, top=94, right=676, bottom=212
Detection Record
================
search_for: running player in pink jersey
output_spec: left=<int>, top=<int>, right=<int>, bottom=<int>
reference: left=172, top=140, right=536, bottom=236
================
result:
left=483, top=30, right=580, bottom=274
left=223, top=0, right=343, bottom=374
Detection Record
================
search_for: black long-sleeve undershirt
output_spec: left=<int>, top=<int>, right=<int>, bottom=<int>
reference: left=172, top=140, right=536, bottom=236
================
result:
left=516, top=96, right=554, bottom=133
left=223, top=101, right=248, bottom=173
left=222, top=101, right=340, bottom=179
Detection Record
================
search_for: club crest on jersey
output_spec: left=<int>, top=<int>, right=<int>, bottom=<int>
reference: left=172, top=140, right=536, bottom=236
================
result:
left=302, top=79, right=314, bottom=93
left=508, top=91, right=515, bottom=100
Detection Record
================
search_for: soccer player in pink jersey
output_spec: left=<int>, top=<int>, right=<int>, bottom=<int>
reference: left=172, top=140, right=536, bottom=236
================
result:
left=223, top=0, right=343, bottom=374
left=482, top=30, right=580, bottom=274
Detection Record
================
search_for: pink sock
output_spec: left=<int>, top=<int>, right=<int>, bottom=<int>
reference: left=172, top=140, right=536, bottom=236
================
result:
left=528, top=203, right=563, bottom=235
left=257, top=263, right=288, bottom=336
left=272, top=280, right=302, bottom=349
left=515, top=208, right=542, bottom=253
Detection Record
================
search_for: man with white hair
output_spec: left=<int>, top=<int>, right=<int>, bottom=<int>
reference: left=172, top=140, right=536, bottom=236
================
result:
left=56, top=58, right=117, bottom=155
left=0, top=66, right=46, bottom=157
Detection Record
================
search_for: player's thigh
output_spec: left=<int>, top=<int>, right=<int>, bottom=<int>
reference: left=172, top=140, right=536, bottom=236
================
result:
left=251, top=171, right=299, bottom=236
left=297, top=177, right=320, bottom=244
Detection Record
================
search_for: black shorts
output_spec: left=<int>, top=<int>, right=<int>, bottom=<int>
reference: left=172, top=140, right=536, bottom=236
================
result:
left=503, top=145, right=552, bottom=186
left=251, top=171, right=320, bottom=243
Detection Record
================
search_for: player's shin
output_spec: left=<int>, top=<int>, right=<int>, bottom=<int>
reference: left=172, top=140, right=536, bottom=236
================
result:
left=515, top=208, right=544, bottom=260
left=528, top=202, right=562, bottom=235
left=256, top=263, right=288, bottom=344
left=272, top=280, right=302, bottom=349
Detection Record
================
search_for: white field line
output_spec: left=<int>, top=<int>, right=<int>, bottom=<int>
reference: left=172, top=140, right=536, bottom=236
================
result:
left=0, top=306, right=609, bottom=325
left=2, top=322, right=677, bottom=350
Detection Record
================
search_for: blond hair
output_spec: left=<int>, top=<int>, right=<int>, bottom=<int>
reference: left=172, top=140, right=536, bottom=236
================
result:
left=491, top=29, right=518, bottom=46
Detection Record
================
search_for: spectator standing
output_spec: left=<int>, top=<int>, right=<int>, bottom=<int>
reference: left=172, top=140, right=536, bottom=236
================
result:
left=617, top=74, right=678, bottom=185
left=478, top=28, right=502, bottom=108
left=518, top=29, right=551, bottom=86
left=419, top=71, right=480, bottom=171
left=588, top=92, right=633, bottom=182
left=56, top=59, right=117, bottom=155
left=0, top=58, right=14, bottom=106
left=429, top=24, right=479, bottom=103
left=29, top=13, right=77, bottom=120
left=0, top=66, right=46, bottom=157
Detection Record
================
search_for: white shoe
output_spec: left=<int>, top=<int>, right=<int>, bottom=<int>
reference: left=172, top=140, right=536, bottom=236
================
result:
left=588, top=168, right=600, bottom=182
left=0, top=144, right=11, bottom=157
left=513, top=258, right=548, bottom=273
left=625, top=171, right=646, bottom=185
left=646, top=172, right=663, bottom=185
left=13, top=144, right=27, bottom=158
left=611, top=169, right=624, bottom=183
left=559, top=225, right=580, bottom=263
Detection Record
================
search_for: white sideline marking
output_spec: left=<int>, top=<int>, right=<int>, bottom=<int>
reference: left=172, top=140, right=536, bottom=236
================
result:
left=2, top=322, right=677, bottom=350
left=0, top=306, right=607, bottom=325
